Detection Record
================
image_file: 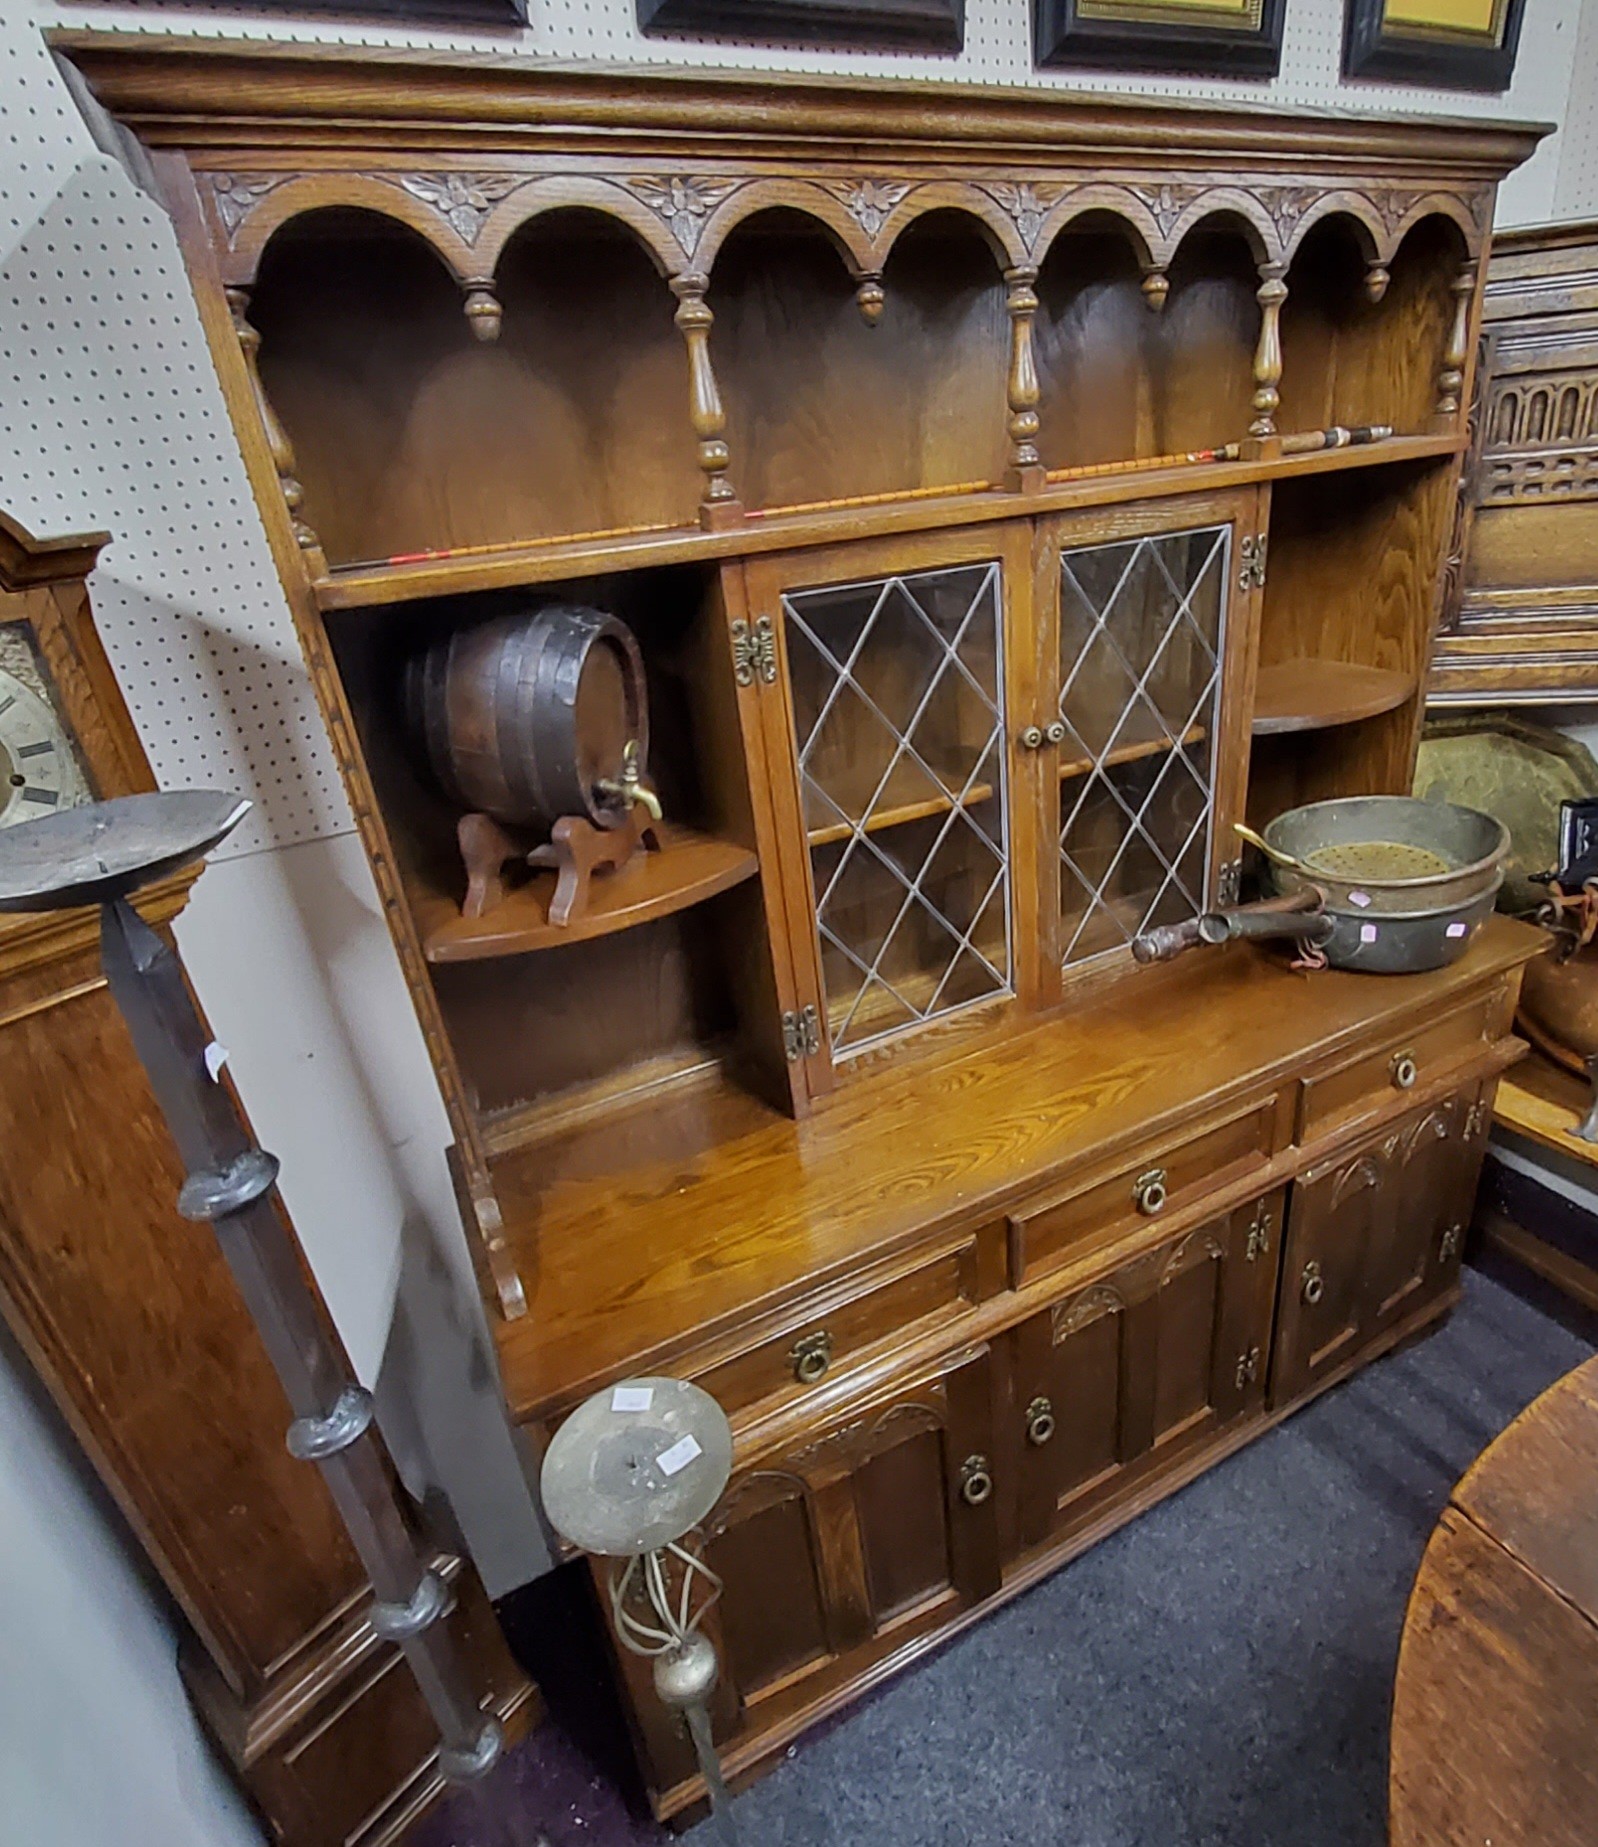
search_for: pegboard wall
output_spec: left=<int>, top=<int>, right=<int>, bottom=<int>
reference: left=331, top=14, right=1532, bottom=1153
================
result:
left=0, top=0, right=1592, bottom=859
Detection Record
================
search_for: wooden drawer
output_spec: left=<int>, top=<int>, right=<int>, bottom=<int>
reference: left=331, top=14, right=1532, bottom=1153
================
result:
left=688, top=1228, right=984, bottom=1422
left=1006, top=1095, right=1282, bottom=1288
left=1297, top=986, right=1506, bottom=1144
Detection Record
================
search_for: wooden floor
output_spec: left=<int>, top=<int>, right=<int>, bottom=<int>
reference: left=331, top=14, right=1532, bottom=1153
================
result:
left=1391, top=1354, right=1598, bottom=1846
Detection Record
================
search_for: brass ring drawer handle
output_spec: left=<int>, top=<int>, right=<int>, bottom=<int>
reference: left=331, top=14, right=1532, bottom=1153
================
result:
left=1302, top=1260, right=1325, bottom=1307
left=1133, top=1167, right=1168, bottom=1216
left=1391, top=1050, right=1418, bottom=1091
left=959, top=1454, right=993, bottom=1506
left=1025, top=1396, right=1056, bottom=1447
left=790, top=1330, right=833, bottom=1385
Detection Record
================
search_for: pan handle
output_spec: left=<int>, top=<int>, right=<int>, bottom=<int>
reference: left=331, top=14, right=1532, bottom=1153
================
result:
left=1133, top=889, right=1330, bottom=966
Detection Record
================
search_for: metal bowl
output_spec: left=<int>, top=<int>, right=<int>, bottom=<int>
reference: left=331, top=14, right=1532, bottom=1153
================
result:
left=1264, top=795, right=1509, bottom=917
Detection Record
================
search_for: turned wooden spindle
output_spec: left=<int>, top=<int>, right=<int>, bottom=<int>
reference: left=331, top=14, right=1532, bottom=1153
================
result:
left=1248, top=262, right=1288, bottom=444
left=461, top=277, right=502, bottom=342
left=1004, top=265, right=1045, bottom=493
left=1140, top=264, right=1169, bottom=313
left=1435, top=261, right=1478, bottom=423
left=670, top=273, right=741, bottom=531
left=226, top=285, right=327, bottom=577
left=855, top=273, right=886, bottom=325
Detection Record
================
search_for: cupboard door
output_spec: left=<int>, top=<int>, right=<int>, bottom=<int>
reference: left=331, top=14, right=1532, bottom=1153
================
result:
left=743, top=526, right=1034, bottom=1080
left=1009, top=1190, right=1282, bottom=1558
left=620, top=1346, right=1001, bottom=1798
left=1272, top=1085, right=1489, bottom=1411
left=1033, top=489, right=1264, bottom=988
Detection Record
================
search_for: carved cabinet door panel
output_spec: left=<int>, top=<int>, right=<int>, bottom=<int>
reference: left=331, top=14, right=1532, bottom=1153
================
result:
left=1272, top=1084, right=1490, bottom=1411
left=1008, top=1189, right=1283, bottom=1560
left=618, top=1345, right=1001, bottom=1801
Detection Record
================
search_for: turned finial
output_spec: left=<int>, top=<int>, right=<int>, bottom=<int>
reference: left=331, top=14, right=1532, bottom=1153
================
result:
left=461, top=278, right=502, bottom=342
left=855, top=274, right=885, bottom=325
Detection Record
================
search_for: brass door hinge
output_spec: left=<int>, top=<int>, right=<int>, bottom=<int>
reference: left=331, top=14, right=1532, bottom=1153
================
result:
left=1238, top=532, right=1267, bottom=592
left=1235, top=1346, right=1261, bottom=1390
left=1244, top=1203, right=1271, bottom=1263
left=730, top=614, right=778, bottom=686
left=1216, top=857, right=1242, bottom=907
left=782, top=1004, right=821, bottom=1061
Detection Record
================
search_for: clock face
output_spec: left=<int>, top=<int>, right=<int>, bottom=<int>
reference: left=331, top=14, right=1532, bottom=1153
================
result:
left=0, top=629, right=91, bottom=829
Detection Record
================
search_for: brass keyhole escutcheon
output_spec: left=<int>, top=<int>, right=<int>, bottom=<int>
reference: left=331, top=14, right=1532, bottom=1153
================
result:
left=1302, top=1260, right=1325, bottom=1306
left=1133, top=1167, right=1168, bottom=1216
left=1025, top=1396, right=1055, bottom=1447
left=959, top=1453, right=993, bottom=1506
left=790, top=1330, right=833, bottom=1385
left=1391, top=1051, right=1418, bottom=1091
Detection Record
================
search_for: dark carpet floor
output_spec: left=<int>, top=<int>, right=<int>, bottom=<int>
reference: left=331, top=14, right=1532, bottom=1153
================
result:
left=420, top=1255, right=1596, bottom=1847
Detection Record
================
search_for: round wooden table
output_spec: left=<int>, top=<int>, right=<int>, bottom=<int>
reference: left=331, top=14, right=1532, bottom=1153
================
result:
left=1391, top=1355, right=1598, bottom=1846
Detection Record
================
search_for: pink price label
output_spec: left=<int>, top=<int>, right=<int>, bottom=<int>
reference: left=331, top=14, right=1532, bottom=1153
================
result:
left=1445, top=921, right=1469, bottom=939
left=1359, top=923, right=1378, bottom=945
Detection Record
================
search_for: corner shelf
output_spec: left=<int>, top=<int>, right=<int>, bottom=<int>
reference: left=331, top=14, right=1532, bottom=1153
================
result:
left=1251, top=660, right=1415, bottom=736
left=414, top=823, right=758, bottom=963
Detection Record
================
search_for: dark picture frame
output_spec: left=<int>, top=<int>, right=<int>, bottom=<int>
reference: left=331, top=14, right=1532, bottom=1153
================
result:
left=636, top=0, right=964, bottom=52
left=1343, top=0, right=1525, bottom=92
left=89, top=0, right=532, bottom=21
left=1033, top=0, right=1285, bottom=75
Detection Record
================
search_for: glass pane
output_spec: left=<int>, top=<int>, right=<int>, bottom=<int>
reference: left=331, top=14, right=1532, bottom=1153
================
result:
left=1057, top=525, right=1228, bottom=968
left=785, top=561, right=1011, bottom=1057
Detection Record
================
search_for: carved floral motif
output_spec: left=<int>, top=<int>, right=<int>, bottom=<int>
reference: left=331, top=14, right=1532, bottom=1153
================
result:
left=397, top=172, right=525, bottom=243
left=209, top=173, right=289, bottom=243
left=977, top=181, right=1064, bottom=254
left=623, top=175, right=742, bottom=256
left=1254, top=185, right=1317, bottom=240
left=1127, top=182, right=1202, bottom=237
left=825, top=178, right=914, bottom=240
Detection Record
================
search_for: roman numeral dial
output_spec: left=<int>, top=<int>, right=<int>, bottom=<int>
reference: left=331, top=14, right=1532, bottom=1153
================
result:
left=0, top=666, right=89, bottom=828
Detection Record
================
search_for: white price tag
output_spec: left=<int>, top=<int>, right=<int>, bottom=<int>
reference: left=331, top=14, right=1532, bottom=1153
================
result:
left=1348, top=890, right=1372, bottom=909
left=656, top=1434, right=703, bottom=1478
left=610, top=1385, right=653, bottom=1413
left=203, top=1041, right=229, bottom=1082
left=1359, top=923, right=1379, bottom=945
left=1446, top=921, right=1469, bottom=939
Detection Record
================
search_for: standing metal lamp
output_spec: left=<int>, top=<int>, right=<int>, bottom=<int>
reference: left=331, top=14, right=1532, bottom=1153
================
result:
left=0, top=791, right=525, bottom=1844
left=539, top=1376, right=739, bottom=1842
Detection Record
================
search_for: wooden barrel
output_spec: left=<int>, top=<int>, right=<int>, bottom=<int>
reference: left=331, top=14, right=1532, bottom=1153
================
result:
left=407, top=604, right=648, bottom=831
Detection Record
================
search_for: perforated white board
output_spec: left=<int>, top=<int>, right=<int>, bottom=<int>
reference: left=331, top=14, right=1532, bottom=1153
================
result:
left=0, top=0, right=1588, bottom=857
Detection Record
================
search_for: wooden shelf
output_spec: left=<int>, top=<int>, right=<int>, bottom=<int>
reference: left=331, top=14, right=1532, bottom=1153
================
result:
left=315, top=434, right=1464, bottom=614
left=1495, top=1046, right=1598, bottom=1168
left=1251, top=659, right=1416, bottom=736
left=414, top=823, right=758, bottom=963
left=1059, top=715, right=1207, bottom=781
left=807, top=780, right=996, bottom=849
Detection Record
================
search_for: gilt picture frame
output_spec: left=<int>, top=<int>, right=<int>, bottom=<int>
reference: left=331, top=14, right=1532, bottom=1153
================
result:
left=1033, top=0, right=1285, bottom=75
left=1343, top=0, right=1526, bottom=92
left=636, top=0, right=965, bottom=52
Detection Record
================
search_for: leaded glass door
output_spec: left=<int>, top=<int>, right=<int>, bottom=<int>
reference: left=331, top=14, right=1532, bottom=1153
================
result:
left=1037, top=491, right=1263, bottom=981
left=747, top=528, right=1028, bottom=1072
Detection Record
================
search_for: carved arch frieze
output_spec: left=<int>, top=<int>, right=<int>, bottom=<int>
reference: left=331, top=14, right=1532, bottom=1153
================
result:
left=1031, top=185, right=1161, bottom=274
left=1330, top=1150, right=1387, bottom=1209
left=1382, top=190, right=1478, bottom=259
left=1160, top=1226, right=1226, bottom=1286
left=703, top=1466, right=812, bottom=1540
left=692, top=179, right=879, bottom=277
left=1163, top=188, right=1278, bottom=268
left=871, top=183, right=1022, bottom=271
left=1052, top=1281, right=1127, bottom=1341
left=1281, top=193, right=1386, bottom=268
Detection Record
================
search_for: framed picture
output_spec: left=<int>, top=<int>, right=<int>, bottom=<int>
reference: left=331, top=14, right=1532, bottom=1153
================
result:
left=636, top=0, right=964, bottom=52
left=1343, top=0, right=1526, bottom=92
left=1033, top=0, right=1285, bottom=75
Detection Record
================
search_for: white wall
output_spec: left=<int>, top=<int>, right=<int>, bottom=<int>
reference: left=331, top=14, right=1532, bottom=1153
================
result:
left=0, top=1327, right=264, bottom=1847
left=3, top=0, right=1598, bottom=1839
